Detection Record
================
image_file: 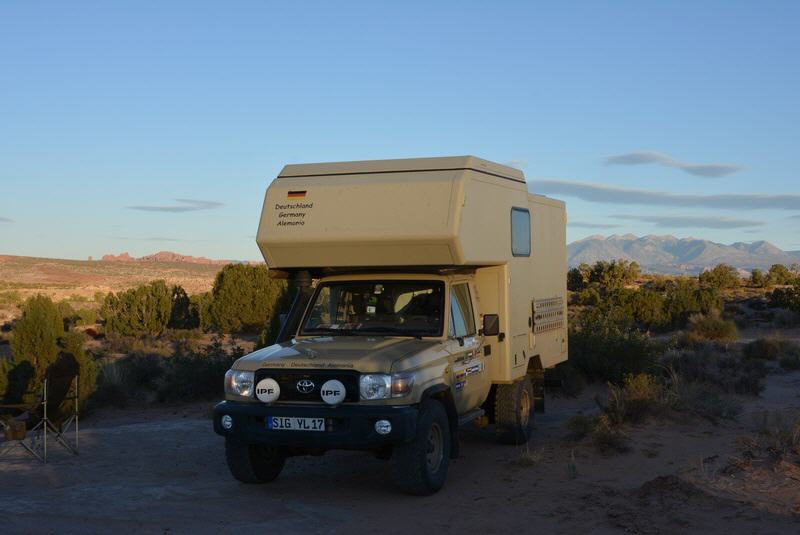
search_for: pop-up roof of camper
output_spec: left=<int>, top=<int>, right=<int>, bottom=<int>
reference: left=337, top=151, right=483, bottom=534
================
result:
left=256, top=156, right=529, bottom=270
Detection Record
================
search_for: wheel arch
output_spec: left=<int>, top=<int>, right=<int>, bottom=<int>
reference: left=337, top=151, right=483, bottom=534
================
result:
left=421, top=383, right=459, bottom=459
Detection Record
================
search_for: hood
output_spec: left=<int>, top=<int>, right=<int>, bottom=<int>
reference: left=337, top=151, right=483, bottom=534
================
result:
left=234, top=336, right=440, bottom=373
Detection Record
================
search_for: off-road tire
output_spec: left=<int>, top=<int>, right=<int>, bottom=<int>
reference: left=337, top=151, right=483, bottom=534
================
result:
left=390, top=400, right=451, bottom=495
left=494, top=377, right=534, bottom=445
left=225, top=439, right=285, bottom=483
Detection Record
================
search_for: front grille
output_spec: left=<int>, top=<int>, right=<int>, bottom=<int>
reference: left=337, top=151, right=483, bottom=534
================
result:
left=255, top=369, right=360, bottom=403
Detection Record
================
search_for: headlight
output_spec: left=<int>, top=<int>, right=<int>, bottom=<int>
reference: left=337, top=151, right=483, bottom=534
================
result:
left=360, top=374, right=391, bottom=400
left=225, top=369, right=254, bottom=397
left=359, top=373, right=416, bottom=400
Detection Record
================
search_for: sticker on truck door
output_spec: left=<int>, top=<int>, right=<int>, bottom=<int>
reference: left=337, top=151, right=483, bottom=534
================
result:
left=453, top=362, right=484, bottom=379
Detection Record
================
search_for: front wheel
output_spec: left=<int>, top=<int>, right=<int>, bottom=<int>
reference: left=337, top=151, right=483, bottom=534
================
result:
left=390, top=400, right=451, bottom=495
left=494, top=378, right=534, bottom=445
left=225, top=439, right=286, bottom=483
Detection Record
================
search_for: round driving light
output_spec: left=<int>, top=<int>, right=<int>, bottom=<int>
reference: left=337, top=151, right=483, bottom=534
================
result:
left=255, top=378, right=280, bottom=403
left=320, top=379, right=346, bottom=405
left=374, top=419, right=392, bottom=435
left=221, top=414, right=233, bottom=430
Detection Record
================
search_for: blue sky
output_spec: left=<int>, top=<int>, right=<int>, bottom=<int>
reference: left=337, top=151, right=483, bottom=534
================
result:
left=1, top=1, right=798, bottom=260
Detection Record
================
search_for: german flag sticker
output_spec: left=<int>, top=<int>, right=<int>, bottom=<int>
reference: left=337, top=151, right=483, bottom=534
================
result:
left=287, top=190, right=306, bottom=200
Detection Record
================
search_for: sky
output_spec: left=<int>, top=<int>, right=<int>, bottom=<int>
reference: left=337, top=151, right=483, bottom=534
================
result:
left=1, top=0, right=798, bottom=260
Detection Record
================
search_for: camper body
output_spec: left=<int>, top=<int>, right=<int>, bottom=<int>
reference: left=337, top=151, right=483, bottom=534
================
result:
left=214, top=156, right=567, bottom=494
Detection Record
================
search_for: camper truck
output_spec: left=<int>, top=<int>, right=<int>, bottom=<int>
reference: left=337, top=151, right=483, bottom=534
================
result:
left=213, top=156, right=567, bottom=495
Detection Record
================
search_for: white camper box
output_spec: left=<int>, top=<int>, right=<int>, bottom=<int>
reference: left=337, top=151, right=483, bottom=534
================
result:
left=256, top=156, right=568, bottom=383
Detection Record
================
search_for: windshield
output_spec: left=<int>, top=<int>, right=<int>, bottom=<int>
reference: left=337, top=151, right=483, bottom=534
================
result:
left=301, top=280, right=444, bottom=337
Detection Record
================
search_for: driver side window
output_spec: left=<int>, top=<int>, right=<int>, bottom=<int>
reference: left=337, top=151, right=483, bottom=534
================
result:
left=449, top=283, right=476, bottom=338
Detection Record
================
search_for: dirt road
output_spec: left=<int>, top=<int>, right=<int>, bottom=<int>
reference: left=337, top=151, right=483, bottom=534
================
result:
left=2, top=377, right=799, bottom=534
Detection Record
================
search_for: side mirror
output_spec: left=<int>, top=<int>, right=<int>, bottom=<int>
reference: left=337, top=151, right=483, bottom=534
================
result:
left=482, top=314, right=500, bottom=337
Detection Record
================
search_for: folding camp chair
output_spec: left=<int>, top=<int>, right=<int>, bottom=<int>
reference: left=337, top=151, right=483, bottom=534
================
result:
left=0, top=355, right=80, bottom=463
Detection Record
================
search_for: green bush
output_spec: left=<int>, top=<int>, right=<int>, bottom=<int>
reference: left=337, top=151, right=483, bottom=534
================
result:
left=101, top=281, right=173, bottom=336
left=662, top=347, right=765, bottom=397
left=568, top=309, right=654, bottom=384
left=767, top=264, right=795, bottom=286
left=545, top=360, right=587, bottom=398
left=0, top=290, right=23, bottom=306
left=10, top=295, right=64, bottom=387
left=768, top=285, right=800, bottom=312
left=664, top=280, right=721, bottom=328
left=75, top=308, right=98, bottom=326
left=566, top=413, right=595, bottom=441
left=189, top=292, right=213, bottom=331
left=208, top=264, right=287, bottom=333
left=743, top=336, right=800, bottom=361
left=699, top=264, right=740, bottom=290
left=604, top=288, right=667, bottom=330
left=685, top=310, right=738, bottom=345
left=750, top=268, right=766, bottom=288
left=60, top=330, right=99, bottom=406
left=4, top=295, right=98, bottom=405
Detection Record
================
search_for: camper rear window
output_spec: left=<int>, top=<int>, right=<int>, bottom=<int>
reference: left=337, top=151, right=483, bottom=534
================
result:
left=511, top=208, right=531, bottom=256
left=301, top=280, right=445, bottom=337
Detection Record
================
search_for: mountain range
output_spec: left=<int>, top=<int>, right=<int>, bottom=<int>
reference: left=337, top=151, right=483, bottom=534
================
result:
left=568, top=235, right=800, bottom=274
left=101, top=251, right=231, bottom=265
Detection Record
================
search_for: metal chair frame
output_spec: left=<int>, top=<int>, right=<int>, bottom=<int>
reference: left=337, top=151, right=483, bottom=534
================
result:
left=0, top=376, right=79, bottom=463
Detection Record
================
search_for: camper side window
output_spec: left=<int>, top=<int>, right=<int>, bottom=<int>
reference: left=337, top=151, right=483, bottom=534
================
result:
left=511, top=207, right=531, bottom=256
left=449, top=284, right=476, bottom=338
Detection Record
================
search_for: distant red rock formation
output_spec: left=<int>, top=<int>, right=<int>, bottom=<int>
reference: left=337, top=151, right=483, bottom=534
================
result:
left=101, top=251, right=232, bottom=265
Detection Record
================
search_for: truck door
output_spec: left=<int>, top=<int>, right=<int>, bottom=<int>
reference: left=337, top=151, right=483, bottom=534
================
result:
left=446, top=282, right=489, bottom=415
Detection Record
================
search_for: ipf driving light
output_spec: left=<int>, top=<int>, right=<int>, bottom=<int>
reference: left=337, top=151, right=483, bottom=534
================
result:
left=221, top=414, right=233, bottom=430
left=374, top=419, right=392, bottom=435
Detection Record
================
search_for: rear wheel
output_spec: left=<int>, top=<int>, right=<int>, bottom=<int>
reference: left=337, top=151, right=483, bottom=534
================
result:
left=494, top=377, right=534, bottom=445
left=391, top=399, right=451, bottom=495
left=225, top=439, right=285, bottom=483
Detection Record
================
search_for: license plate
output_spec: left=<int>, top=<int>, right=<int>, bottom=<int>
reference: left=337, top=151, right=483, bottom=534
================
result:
left=267, top=416, right=325, bottom=432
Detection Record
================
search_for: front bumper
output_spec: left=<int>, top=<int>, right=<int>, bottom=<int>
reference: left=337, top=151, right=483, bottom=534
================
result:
left=213, top=401, right=419, bottom=450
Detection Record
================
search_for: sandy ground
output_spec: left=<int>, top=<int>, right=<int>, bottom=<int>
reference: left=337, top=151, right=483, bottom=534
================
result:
left=2, top=375, right=800, bottom=535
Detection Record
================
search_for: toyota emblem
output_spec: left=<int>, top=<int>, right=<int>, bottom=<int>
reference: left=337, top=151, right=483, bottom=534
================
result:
left=296, top=379, right=315, bottom=394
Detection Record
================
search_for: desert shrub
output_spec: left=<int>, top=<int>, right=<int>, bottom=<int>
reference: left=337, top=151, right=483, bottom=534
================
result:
left=6, top=296, right=98, bottom=405
left=752, top=410, right=800, bottom=456
left=743, top=336, right=800, bottom=361
left=208, top=264, right=287, bottom=333
left=569, top=310, right=655, bottom=384
left=663, top=280, right=721, bottom=328
left=60, top=330, right=98, bottom=406
left=101, top=280, right=172, bottom=336
left=0, top=357, right=11, bottom=400
left=545, top=361, right=587, bottom=398
left=567, top=263, right=592, bottom=292
left=189, top=292, right=213, bottom=331
left=767, top=264, right=795, bottom=286
left=91, top=362, right=131, bottom=408
left=168, top=286, right=197, bottom=329
left=10, top=295, right=64, bottom=388
left=156, top=352, right=236, bottom=402
left=0, top=290, right=23, bottom=306
left=684, top=310, right=738, bottom=345
left=662, top=347, right=765, bottom=396
left=668, top=381, right=741, bottom=423
left=768, top=285, right=800, bottom=315
left=591, top=414, right=629, bottom=455
left=566, top=414, right=595, bottom=441
left=574, top=287, right=601, bottom=307
left=75, top=308, right=98, bottom=326
left=750, top=268, right=767, bottom=288
left=699, top=264, right=740, bottom=290
left=255, top=285, right=294, bottom=350
left=621, top=373, right=664, bottom=423
left=603, top=288, right=667, bottom=330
